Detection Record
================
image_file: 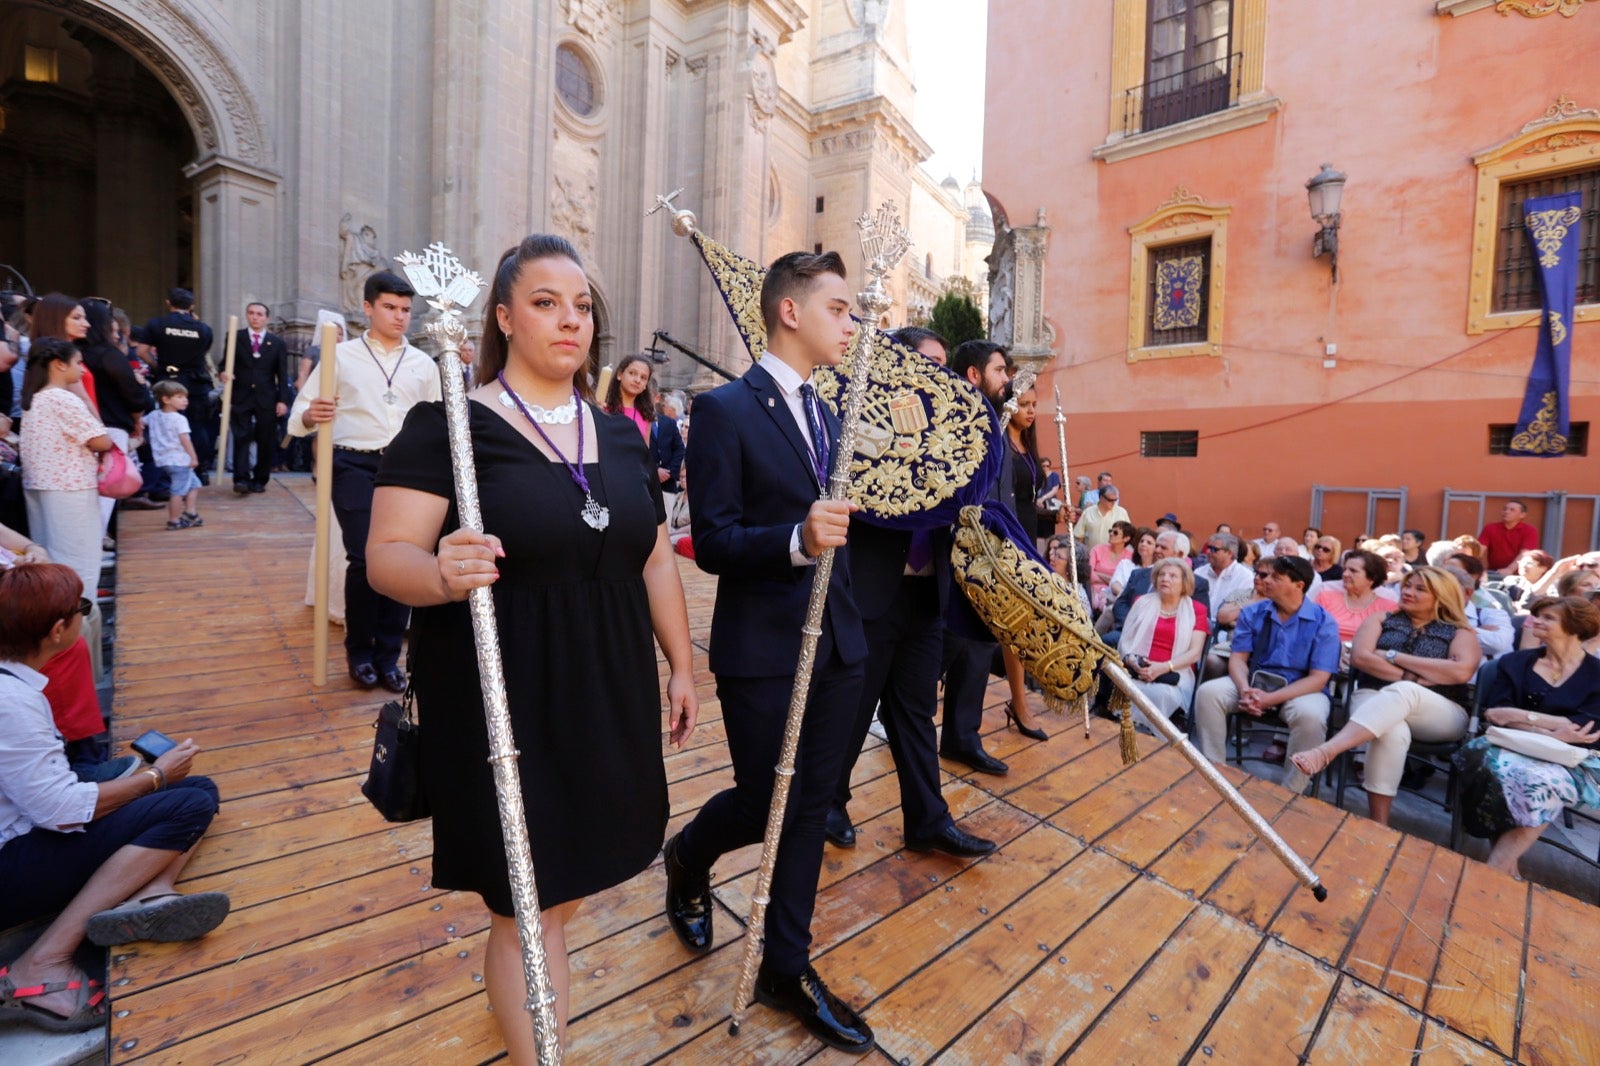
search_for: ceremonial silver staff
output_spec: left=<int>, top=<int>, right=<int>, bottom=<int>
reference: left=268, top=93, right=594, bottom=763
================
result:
left=727, top=203, right=912, bottom=1035
left=1053, top=386, right=1092, bottom=738
left=395, top=243, right=564, bottom=1064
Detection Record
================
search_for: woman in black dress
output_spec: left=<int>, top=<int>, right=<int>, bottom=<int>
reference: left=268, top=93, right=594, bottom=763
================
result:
left=367, top=234, right=697, bottom=1059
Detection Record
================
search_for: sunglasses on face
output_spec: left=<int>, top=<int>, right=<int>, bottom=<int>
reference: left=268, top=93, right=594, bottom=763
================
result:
left=1314, top=545, right=1332, bottom=553
left=71, top=597, right=92, bottom=618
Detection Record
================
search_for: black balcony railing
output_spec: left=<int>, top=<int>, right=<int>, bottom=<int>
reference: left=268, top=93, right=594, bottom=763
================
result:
left=1121, top=52, right=1242, bottom=136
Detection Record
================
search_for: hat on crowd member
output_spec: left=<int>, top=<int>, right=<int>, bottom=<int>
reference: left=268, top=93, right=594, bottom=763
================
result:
left=1157, top=512, right=1180, bottom=529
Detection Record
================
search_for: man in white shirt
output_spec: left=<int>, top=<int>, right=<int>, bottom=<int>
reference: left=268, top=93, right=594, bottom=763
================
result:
left=1253, top=521, right=1282, bottom=557
left=1073, top=485, right=1129, bottom=547
left=289, top=271, right=440, bottom=693
left=1197, top=532, right=1253, bottom=609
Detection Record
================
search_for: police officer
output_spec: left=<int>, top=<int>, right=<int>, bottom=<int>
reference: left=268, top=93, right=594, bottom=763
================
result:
left=143, top=288, right=217, bottom=479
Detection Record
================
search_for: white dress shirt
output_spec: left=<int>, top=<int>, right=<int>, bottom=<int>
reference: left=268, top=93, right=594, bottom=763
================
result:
left=0, top=661, right=99, bottom=849
left=758, top=353, right=825, bottom=567
left=288, top=332, right=441, bottom=449
left=1198, top=559, right=1254, bottom=609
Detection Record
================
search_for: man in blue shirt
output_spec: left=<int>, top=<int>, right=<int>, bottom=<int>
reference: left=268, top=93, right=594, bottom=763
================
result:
left=1194, top=554, right=1339, bottom=793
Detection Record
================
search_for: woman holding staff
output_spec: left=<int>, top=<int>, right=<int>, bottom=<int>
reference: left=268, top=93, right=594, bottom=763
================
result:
left=367, top=235, right=697, bottom=1058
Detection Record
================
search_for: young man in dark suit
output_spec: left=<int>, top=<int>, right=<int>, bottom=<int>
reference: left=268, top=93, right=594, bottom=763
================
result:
left=226, top=301, right=291, bottom=493
left=829, top=327, right=996, bottom=859
left=664, top=250, right=874, bottom=1054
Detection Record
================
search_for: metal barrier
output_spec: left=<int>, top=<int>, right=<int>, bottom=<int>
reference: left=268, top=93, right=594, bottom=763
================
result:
left=1309, top=485, right=1408, bottom=539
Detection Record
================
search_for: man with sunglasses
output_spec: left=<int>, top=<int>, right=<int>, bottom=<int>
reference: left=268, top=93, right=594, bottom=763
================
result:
left=1196, top=532, right=1252, bottom=608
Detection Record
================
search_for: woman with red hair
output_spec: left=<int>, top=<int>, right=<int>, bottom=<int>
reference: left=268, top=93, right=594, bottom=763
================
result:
left=0, top=565, right=228, bottom=1033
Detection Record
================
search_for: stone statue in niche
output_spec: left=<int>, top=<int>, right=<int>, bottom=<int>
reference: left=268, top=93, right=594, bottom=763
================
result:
left=747, top=31, right=778, bottom=132
left=338, top=213, right=384, bottom=317
left=551, top=174, right=598, bottom=259
left=988, top=232, right=1015, bottom=346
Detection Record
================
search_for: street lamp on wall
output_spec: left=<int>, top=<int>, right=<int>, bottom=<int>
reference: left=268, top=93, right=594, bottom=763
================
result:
left=1306, top=163, right=1346, bottom=283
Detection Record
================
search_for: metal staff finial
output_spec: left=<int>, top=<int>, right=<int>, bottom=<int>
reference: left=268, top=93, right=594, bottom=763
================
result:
left=727, top=202, right=910, bottom=1037
left=396, top=242, right=563, bottom=1065
left=646, top=188, right=698, bottom=237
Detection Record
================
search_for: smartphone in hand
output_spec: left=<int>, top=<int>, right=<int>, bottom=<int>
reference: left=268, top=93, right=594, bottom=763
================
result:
left=131, top=729, right=178, bottom=762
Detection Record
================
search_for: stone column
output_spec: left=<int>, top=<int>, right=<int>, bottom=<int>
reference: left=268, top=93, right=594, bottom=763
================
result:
left=989, top=209, right=1054, bottom=372
left=183, top=156, right=281, bottom=365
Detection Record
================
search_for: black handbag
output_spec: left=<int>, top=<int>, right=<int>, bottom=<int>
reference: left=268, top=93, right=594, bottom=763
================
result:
left=360, top=684, right=429, bottom=822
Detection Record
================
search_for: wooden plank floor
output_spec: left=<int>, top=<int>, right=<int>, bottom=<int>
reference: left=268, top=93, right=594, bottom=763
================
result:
left=103, top=477, right=1597, bottom=1064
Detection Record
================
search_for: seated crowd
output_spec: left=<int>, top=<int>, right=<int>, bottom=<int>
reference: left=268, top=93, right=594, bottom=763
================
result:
left=1, top=293, right=235, bottom=1036
left=1044, top=483, right=1600, bottom=881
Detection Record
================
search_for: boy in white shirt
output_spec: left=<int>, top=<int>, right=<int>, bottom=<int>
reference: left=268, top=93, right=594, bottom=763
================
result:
left=147, top=382, right=202, bottom=530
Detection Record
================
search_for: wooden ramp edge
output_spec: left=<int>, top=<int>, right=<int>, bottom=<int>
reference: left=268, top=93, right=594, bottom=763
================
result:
left=101, top=476, right=1598, bottom=1065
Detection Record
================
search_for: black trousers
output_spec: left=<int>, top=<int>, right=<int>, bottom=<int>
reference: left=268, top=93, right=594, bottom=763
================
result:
left=940, top=631, right=996, bottom=756
left=332, top=449, right=409, bottom=672
left=676, top=637, right=864, bottom=976
left=834, top=576, right=951, bottom=840
left=230, top=402, right=277, bottom=487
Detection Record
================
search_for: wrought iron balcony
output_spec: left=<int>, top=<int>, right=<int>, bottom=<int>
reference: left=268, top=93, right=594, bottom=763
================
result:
left=1119, top=52, right=1242, bottom=136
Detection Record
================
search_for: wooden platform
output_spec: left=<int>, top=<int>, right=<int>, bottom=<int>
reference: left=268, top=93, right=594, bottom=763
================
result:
left=103, top=477, right=1599, bottom=1064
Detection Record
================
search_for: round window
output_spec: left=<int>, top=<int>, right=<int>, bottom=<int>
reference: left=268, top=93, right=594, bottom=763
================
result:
left=555, top=43, right=600, bottom=118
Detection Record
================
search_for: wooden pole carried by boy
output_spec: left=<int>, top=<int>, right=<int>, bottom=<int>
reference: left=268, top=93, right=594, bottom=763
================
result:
left=311, top=321, right=336, bottom=686
left=213, top=314, right=239, bottom=484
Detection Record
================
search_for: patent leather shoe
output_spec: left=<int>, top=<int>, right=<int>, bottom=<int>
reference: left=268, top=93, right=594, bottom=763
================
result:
left=380, top=669, right=407, bottom=694
left=755, top=962, right=874, bottom=1054
left=940, top=746, right=1009, bottom=776
left=663, top=831, right=712, bottom=952
left=348, top=662, right=379, bottom=688
left=824, top=807, right=856, bottom=848
left=1004, top=700, right=1048, bottom=741
left=905, top=823, right=998, bottom=858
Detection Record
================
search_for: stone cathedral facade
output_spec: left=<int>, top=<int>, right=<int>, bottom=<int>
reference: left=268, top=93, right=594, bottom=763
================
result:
left=0, top=0, right=991, bottom=387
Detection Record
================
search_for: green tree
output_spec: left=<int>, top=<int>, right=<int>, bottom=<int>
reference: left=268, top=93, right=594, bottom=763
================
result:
left=926, top=288, right=985, bottom=347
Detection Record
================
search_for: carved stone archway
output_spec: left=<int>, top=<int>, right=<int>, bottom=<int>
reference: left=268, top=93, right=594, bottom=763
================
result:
left=20, top=0, right=280, bottom=334
left=27, top=0, right=270, bottom=166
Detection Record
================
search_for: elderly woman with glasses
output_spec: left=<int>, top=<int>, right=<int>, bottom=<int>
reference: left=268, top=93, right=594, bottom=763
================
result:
left=0, top=565, right=227, bottom=1033
left=1117, top=557, right=1210, bottom=732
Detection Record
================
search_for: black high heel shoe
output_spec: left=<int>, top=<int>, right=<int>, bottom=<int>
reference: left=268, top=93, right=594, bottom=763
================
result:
left=1004, top=701, right=1048, bottom=741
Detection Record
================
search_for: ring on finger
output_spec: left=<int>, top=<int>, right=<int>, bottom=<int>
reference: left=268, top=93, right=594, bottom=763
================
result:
left=457, top=560, right=466, bottom=574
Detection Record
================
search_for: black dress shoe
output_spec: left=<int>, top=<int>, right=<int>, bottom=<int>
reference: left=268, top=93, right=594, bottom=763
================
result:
left=379, top=669, right=407, bottom=693
left=824, top=807, right=856, bottom=848
left=233, top=482, right=251, bottom=495
left=662, top=831, right=712, bottom=952
left=940, top=746, right=1009, bottom=776
left=755, top=963, right=874, bottom=1054
left=349, top=662, right=379, bottom=688
left=250, top=483, right=267, bottom=493
left=905, top=823, right=998, bottom=858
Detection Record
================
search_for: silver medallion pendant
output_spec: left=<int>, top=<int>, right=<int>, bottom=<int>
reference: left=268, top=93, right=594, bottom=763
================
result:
left=383, top=391, right=398, bottom=405
left=581, top=495, right=610, bottom=531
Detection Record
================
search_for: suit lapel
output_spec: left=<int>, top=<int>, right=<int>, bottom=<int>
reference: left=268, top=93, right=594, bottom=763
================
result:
left=745, top=363, right=822, bottom=492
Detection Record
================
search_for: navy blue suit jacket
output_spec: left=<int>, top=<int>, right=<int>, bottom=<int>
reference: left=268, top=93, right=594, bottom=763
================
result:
left=686, top=363, right=865, bottom=678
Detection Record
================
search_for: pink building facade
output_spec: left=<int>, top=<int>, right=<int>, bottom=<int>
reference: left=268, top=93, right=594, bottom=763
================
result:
left=983, top=1, right=1600, bottom=554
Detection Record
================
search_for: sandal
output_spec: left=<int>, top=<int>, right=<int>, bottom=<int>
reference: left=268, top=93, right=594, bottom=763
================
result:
left=85, top=891, right=231, bottom=947
left=1262, top=740, right=1287, bottom=765
left=1289, top=747, right=1332, bottom=778
left=0, top=966, right=107, bottom=1033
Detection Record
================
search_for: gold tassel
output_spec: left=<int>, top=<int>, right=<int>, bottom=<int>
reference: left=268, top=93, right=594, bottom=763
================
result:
left=1106, top=687, right=1140, bottom=765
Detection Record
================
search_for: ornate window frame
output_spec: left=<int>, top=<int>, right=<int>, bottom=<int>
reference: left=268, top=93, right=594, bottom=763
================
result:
left=1466, top=100, right=1600, bottom=334
left=1127, top=188, right=1230, bottom=362
left=1097, top=0, right=1275, bottom=163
